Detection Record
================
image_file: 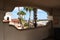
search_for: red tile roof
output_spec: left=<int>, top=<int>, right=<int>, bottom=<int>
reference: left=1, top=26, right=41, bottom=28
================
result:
left=11, top=19, right=20, bottom=23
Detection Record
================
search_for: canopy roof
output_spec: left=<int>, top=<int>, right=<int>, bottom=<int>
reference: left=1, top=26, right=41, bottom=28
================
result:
left=0, top=0, right=60, bottom=11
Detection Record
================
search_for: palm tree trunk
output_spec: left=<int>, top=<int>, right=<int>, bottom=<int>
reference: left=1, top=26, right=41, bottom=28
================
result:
left=33, top=8, right=37, bottom=28
left=28, top=11, right=31, bottom=28
left=29, top=11, right=31, bottom=22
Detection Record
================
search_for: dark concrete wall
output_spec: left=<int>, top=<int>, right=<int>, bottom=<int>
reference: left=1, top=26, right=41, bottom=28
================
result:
left=0, top=19, right=4, bottom=40
left=4, top=25, right=50, bottom=40
left=53, top=9, right=60, bottom=28
left=0, top=11, right=4, bottom=40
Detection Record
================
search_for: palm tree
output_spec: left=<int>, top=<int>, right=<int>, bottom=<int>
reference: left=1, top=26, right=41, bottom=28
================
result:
left=24, top=7, right=33, bottom=27
left=33, top=8, right=37, bottom=28
left=17, top=11, right=26, bottom=24
left=17, top=11, right=26, bottom=19
left=17, top=7, right=26, bottom=28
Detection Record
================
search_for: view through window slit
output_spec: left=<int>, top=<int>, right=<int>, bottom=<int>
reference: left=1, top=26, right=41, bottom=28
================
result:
left=3, top=7, right=53, bottom=30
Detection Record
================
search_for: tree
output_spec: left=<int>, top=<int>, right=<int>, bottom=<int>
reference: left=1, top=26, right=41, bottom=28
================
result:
left=24, top=7, right=33, bottom=27
left=33, top=8, right=37, bottom=28
left=17, top=11, right=26, bottom=19
left=17, top=11, right=26, bottom=23
left=17, top=7, right=26, bottom=28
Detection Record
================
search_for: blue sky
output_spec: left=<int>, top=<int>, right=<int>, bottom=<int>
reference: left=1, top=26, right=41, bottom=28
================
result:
left=11, top=7, right=48, bottom=20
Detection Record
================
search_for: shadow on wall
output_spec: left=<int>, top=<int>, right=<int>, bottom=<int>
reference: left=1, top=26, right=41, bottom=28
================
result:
left=3, top=23, right=50, bottom=40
